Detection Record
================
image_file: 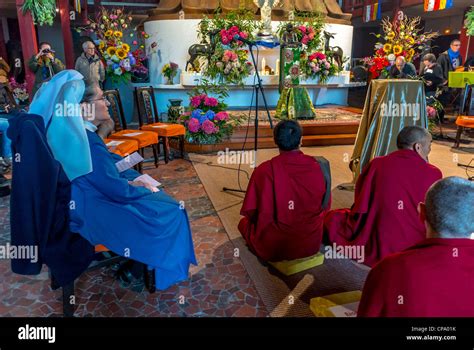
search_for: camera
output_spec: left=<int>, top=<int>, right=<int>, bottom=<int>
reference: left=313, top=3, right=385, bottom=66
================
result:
left=41, top=48, right=54, bottom=55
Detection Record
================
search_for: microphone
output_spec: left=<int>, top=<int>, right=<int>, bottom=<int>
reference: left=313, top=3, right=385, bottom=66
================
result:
left=233, top=35, right=256, bottom=46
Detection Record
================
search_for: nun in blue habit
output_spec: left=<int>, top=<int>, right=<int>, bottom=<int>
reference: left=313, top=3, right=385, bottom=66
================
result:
left=30, top=70, right=197, bottom=290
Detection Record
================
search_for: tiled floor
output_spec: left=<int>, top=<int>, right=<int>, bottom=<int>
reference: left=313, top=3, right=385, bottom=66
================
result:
left=0, top=156, right=268, bottom=317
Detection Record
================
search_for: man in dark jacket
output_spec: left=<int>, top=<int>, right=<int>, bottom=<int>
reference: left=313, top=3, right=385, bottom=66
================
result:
left=389, top=56, right=416, bottom=79
left=27, top=42, right=65, bottom=98
left=437, top=39, right=463, bottom=83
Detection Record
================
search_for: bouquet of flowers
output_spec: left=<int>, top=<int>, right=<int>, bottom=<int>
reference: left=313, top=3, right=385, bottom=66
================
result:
left=363, top=56, right=391, bottom=79
left=179, top=82, right=239, bottom=144
left=277, top=14, right=324, bottom=52
left=426, top=96, right=444, bottom=133
left=162, top=62, right=178, bottom=84
left=304, top=51, right=339, bottom=83
left=79, top=7, right=149, bottom=82
left=364, top=14, right=438, bottom=79
left=198, top=11, right=260, bottom=85
left=9, top=77, right=29, bottom=104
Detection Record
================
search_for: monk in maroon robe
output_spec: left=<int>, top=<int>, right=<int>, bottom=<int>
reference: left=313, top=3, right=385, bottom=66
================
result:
left=358, top=177, right=474, bottom=317
left=324, top=126, right=442, bottom=266
left=238, top=120, right=330, bottom=262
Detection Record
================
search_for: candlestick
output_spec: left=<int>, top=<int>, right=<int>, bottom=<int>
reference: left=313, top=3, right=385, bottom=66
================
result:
left=261, top=57, right=266, bottom=75
left=275, top=59, right=280, bottom=75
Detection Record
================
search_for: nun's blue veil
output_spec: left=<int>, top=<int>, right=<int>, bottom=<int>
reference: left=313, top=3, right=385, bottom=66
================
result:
left=29, top=70, right=92, bottom=181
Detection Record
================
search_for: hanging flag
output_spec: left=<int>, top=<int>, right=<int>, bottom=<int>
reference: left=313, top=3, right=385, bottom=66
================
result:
left=363, top=2, right=382, bottom=23
left=424, top=0, right=453, bottom=12
left=75, top=0, right=82, bottom=14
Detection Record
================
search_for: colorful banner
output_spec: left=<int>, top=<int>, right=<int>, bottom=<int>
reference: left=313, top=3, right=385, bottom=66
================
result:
left=424, top=0, right=453, bottom=12
left=363, top=2, right=382, bottom=23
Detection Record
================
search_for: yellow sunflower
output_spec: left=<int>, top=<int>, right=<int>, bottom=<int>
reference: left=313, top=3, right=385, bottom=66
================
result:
left=406, top=37, right=415, bottom=45
left=406, top=48, right=415, bottom=61
left=105, top=30, right=113, bottom=37
left=98, top=41, right=105, bottom=50
left=116, top=49, right=127, bottom=60
left=393, top=45, right=403, bottom=55
left=387, top=31, right=395, bottom=40
left=121, top=43, right=130, bottom=52
left=383, top=43, right=393, bottom=53
left=113, top=31, right=123, bottom=38
left=106, top=47, right=117, bottom=56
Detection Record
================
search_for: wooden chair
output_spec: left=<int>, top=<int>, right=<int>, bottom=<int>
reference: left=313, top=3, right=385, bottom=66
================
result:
left=104, top=89, right=160, bottom=167
left=135, top=86, right=186, bottom=164
left=454, top=84, right=474, bottom=148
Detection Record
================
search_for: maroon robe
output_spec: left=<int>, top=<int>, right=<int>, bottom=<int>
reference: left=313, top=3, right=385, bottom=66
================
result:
left=238, top=150, right=328, bottom=261
left=324, top=149, right=442, bottom=267
left=358, top=238, right=474, bottom=317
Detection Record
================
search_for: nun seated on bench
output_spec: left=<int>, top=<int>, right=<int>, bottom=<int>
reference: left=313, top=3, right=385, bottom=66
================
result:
left=28, top=70, right=197, bottom=291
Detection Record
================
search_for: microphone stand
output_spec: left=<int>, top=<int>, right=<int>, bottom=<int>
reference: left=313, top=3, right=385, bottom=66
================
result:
left=222, top=41, right=274, bottom=194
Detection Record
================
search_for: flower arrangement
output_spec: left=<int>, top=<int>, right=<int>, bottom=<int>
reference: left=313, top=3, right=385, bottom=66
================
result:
left=303, top=51, right=340, bottom=83
left=277, top=13, right=324, bottom=52
left=162, top=62, right=179, bottom=84
left=426, top=96, right=444, bottom=133
left=21, top=0, right=57, bottom=26
left=465, top=6, right=474, bottom=36
left=364, top=14, right=438, bottom=79
left=198, top=10, right=261, bottom=85
left=178, top=81, right=240, bottom=144
left=9, top=78, right=29, bottom=104
left=78, top=7, right=149, bottom=82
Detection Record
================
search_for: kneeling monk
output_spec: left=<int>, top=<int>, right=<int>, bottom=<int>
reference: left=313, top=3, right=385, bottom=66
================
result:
left=239, top=120, right=330, bottom=261
left=324, top=126, right=442, bottom=266
left=358, top=177, right=474, bottom=317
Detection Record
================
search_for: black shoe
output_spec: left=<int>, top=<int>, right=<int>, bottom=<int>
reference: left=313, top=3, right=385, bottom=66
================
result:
left=117, top=265, right=145, bottom=293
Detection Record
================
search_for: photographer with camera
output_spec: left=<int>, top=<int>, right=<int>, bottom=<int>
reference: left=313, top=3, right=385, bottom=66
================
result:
left=28, top=42, right=65, bottom=98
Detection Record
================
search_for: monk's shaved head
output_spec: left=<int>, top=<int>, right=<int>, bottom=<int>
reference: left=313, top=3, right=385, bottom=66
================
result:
left=397, top=126, right=432, bottom=161
left=424, top=177, right=474, bottom=238
left=397, top=126, right=430, bottom=149
left=274, top=120, right=302, bottom=151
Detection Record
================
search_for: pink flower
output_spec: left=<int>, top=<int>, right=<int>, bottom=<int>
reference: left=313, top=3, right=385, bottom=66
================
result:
left=215, top=111, right=229, bottom=121
left=204, top=97, right=218, bottom=107
left=202, top=119, right=217, bottom=134
left=222, top=36, right=230, bottom=45
left=239, top=32, right=248, bottom=39
left=325, top=62, right=331, bottom=69
left=302, top=36, right=309, bottom=45
left=132, top=40, right=138, bottom=45
left=427, top=106, right=437, bottom=119
left=308, top=32, right=315, bottom=40
left=190, top=95, right=202, bottom=108
left=298, top=26, right=307, bottom=34
left=188, top=118, right=200, bottom=133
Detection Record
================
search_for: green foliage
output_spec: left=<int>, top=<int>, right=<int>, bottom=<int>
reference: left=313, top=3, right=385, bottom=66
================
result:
left=22, top=0, right=57, bottom=26
left=466, top=6, right=474, bottom=36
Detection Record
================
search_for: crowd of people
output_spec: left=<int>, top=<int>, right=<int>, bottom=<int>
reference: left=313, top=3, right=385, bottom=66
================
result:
left=239, top=119, right=474, bottom=317
left=389, top=39, right=473, bottom=123
left=0, top=36, right=473, bottom=317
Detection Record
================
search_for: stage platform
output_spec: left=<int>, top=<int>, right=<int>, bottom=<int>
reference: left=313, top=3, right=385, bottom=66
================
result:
left=181, top=106, right=362, bottom=153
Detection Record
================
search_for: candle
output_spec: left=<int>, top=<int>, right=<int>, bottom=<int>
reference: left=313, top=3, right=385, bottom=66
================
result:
left=275, top=59, right=280, bottom=75
left=261, top=57, right=266, bottom=75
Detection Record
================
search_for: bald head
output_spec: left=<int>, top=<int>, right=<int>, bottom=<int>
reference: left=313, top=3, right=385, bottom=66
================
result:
left=423, top=177, right=474, bottom=238
left=395, top=56, right=406, bottom=69
left=396, top=126, right=432, bottom=161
